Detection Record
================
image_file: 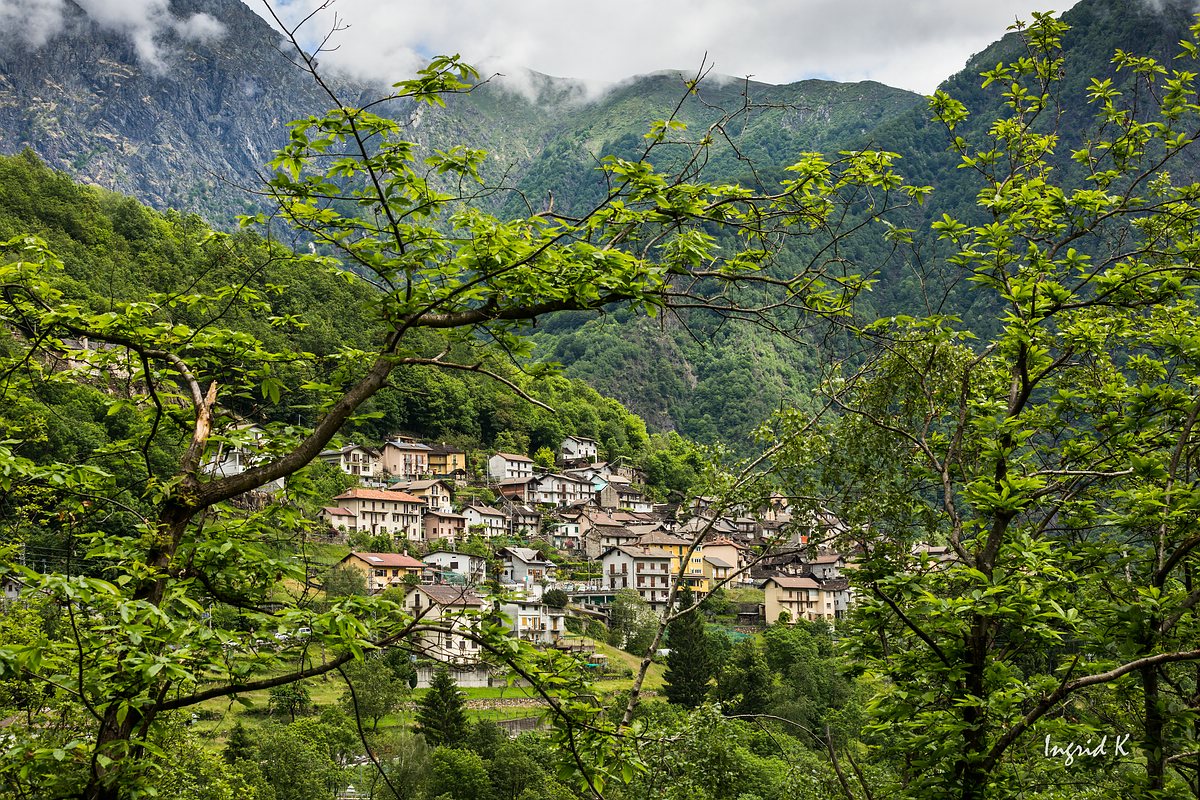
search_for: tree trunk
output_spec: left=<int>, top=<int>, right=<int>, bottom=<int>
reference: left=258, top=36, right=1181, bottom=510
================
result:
left=1142, top=663, right=1166, bottom=794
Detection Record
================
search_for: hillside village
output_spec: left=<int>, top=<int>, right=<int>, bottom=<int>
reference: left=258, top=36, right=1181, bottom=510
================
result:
left=209, top=429, right=859, bottom=665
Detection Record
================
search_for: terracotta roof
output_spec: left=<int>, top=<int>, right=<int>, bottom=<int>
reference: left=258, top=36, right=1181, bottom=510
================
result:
left=415, top=584, right=484, bottom=606
left=322, top=506, right=355, bottom=517
left=345, top=552, right=427, bottom=569
left=334, top=488, right=423, bottom=503
left=494, top=452, right=534, bottom=462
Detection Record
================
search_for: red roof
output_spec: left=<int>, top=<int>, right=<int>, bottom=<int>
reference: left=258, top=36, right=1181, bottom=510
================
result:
left=322, top=506, right=355, bottom=517
left=344, top=552, right=427, bottom=569
left=334, top=488, right=423, bottom=503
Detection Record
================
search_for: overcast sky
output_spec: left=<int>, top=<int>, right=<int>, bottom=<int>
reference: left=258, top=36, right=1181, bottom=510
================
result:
left=250, top=0, right=1088, bottom=95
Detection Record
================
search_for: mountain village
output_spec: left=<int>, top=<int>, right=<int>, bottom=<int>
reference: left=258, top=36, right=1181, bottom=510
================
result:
left=209, top=429, right=858, bottom=667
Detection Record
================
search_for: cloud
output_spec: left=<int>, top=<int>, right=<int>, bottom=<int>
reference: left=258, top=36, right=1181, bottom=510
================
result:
left=0, top=0, right=65, bottom=48
left=76, top=0, right=227, bottom=69
left=252, top=0, right=1084, bottom=95
left=0, top=0, right=225, bottom=68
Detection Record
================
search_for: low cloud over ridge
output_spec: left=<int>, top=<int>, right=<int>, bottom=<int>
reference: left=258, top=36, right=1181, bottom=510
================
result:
left=0, top=0, right=226, bottom=68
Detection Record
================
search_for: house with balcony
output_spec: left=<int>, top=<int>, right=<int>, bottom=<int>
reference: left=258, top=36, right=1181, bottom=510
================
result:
left=500, top=594, right=566, bottom=646
left=599, top=545, right=674, bottom=612
left=423, top=509, right=467, bottom=545
left=636, top=531, right=708, bottom=595
left=319, top=443, right=381, bottom=479
left=496, top=476, right=538, bottom=505
left=761, top=575, right=842, bottom=624
left=331, top=487, right=425, bottom=539
left=497, top=499, right=541, bottom=537
left=380, top=439, right=432, bottom=480
left=391, top=478, right=453, bottom=512
left=427, top=443, right=469, bottom=484
left=499, top=546, right=554, bottom=586
left=423, top=550, right=488, bottom=585
left=462, top=504, right=508, bottom=539
left=404, top=584, right=486, bottom=664
left=530, top=473, right=594, bottom=507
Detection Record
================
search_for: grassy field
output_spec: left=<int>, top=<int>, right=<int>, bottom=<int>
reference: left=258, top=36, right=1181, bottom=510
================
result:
left=188, top=635, right=664, bottom=748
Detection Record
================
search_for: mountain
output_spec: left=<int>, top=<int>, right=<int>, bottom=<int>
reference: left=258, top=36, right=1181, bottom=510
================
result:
left=1, top=0, right=1192, bottom=447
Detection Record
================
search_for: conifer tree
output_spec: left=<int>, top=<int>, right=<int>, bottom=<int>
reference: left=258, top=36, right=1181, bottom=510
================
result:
left=415, top=666, right=469, bottom=748
left=663, top=588, right=712, bottom=707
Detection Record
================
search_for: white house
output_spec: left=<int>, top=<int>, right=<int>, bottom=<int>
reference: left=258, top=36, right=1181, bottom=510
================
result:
left=488, top=452, right=535, bottom=481
left=320, top=505, right=357, bottom=534
left=462, top=505, right=508, bottom=539
left=500, top=594, right=566, bottom=646
left=318, top=443, right=381, bottom=479
left=559, top=435, right=599, bottom=464
left=499, top=546, right=554, bottom=586
left=550, top=509, right=584, bottom=552
left=204, top=423, right=286, bottom=492
left=423, top=550, right=488, bottom=585
left=530, top=473, right=594, bottom=507
left=599, top=545, right=673, bottom=611
left=404, top=584, right=485, bottom=664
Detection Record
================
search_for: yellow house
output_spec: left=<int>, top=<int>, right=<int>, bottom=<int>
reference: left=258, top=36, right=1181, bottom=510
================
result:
left=636, top=531, right=709, bottom=595
left=339, top=551, right=430, bottom=594
left=428, top=443, right=469, bottom=483
left=761, top=576, right=838, bottom=623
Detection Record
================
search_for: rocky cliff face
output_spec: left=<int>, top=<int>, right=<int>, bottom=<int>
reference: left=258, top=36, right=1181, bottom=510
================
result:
left=0, top=0, right=363, bottom=225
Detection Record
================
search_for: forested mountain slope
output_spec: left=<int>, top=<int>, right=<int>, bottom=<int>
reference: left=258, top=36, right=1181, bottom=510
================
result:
left=0, top=151, right=705, bottom=499
left=3, top=0, right=1195, bottom=447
